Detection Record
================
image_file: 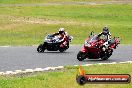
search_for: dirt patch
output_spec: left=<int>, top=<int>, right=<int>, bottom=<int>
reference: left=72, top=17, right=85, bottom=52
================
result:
left=0, top=23, right=23, bottom=30
left=0, top=15, right=99, bottom=27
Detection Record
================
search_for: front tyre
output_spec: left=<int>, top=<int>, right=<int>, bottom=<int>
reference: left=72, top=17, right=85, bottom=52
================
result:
left=37, top=44, right=45, bottom=53
left=77, top=51, right=86, bottom=61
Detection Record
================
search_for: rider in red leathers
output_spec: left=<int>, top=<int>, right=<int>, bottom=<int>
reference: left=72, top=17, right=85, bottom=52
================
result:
left=53, top=28, right=69, bottom=47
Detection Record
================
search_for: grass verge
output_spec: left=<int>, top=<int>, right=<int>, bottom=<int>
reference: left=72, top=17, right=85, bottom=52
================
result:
left=0, top=4, right=132, bottom=45
left=0, top=0, right=119, bottom=4
left=0, top=63, right=132, bottom=88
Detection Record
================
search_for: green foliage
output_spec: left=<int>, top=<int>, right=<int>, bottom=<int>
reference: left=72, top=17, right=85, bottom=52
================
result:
left=0, top=0, right=114, bottom=4
left=0, top=4, right=132, bottom=45
left=0, top=63, right=132, bottom=88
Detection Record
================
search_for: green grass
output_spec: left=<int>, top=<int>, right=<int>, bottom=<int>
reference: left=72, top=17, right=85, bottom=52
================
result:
left=0, top=63, right=132, bottom=88
left=0, top=0, right=116, bottom=4
left=0, top=4, right=132, bottom=45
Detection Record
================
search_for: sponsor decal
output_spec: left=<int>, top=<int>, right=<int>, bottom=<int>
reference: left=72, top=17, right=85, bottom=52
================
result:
left=76, top=66, right=131, bottom=85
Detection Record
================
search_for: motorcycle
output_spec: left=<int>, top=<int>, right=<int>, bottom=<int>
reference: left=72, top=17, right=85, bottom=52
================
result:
left=77, top=32, right=120, bottom=61
left=37, top=34, right=73, bottom=53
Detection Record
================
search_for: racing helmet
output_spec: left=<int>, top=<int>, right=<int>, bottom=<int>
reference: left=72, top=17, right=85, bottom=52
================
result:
left=102, top=26, right=109, bottom=35
left=59, top=28, right=65, bottom=34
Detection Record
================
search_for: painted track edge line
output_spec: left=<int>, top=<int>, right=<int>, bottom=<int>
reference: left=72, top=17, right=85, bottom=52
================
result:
left=0, top=61, right=132, bottom=75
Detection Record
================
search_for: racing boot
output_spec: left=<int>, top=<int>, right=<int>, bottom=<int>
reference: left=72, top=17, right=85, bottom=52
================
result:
left=102, top=42, right=109, bottom=51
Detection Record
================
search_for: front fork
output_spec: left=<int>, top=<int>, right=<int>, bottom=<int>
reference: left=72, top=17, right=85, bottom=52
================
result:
left=80, top=46, right=88, bottom=58
left=80, top=46, right=88, bottom=53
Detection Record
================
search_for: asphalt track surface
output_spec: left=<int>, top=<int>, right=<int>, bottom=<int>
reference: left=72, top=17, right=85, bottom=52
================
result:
left=0, top=45, right=132, bottom=72
left=0, top=1, right=132, bottom=73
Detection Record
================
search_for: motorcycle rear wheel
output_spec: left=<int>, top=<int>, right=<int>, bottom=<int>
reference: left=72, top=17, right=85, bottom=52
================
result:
left=101, top=55, right=109, bottom=60
left=59, top=48, right=65, bottom=52
left=101, top=49, right=113, bottom=60
left=101, top=52, right=109, bottom=60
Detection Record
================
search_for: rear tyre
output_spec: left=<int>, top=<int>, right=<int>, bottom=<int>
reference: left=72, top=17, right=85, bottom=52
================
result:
left=108, top=49, right=113, bottom=58
left=101, top=55, right=109, bottom=60
left=59, top=48, right=65, bottom=52
left=101, top=51, right=110, bottom=60
left=37, top=44, right=45, bottom=53
left=77, top=51, right=86, bottom=61
left=101, top=49, right=113, bottom=60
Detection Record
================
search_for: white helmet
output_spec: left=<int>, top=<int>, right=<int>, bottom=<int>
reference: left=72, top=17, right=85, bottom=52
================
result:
left=59, top=28, right=65, bottom=34
left=59, top=28, right=65, bottom=31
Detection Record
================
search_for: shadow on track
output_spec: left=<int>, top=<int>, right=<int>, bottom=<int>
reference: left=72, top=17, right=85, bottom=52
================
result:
left=36, top=51, right=73, bottom=54
left=81, top=59, right=116, bottom=62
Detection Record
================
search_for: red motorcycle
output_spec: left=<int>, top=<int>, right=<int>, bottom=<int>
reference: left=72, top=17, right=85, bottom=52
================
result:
left=77, top=32, right=120, bottom=61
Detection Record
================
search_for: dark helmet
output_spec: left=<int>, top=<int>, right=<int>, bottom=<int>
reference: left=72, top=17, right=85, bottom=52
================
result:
left=102, top=26, right=109, bottom=35
left=59, top=28, right=65, bottom=34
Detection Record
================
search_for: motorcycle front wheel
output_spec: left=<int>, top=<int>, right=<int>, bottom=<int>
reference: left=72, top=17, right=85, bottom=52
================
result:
left=37, top=44, right=45, bottom=53
left=77, top=51, right=86, bottom=61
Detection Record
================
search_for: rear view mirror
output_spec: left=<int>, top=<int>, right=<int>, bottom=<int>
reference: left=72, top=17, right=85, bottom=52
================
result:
left=90, top=31, right=94, bottom=35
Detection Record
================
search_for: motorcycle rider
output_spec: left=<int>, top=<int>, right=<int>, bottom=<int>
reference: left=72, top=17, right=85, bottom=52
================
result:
left=53, top=28, right=67, bottom=36
left=52, top=28, right=69, bottom=47
left=98, top=26, right=111, bottom=51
